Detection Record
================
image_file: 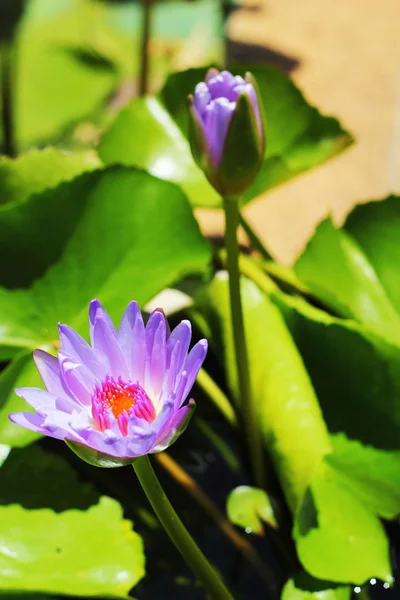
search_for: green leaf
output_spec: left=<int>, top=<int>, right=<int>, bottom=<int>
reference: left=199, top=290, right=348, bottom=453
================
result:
left=99, top=65, right=353, bottom=208
left=282, top=571, right=351, bottom=600
left=0, top=166, right=210, bottom=445
left=0, top=496, right=144, bottom=597
left=345, top=195, right=400, bottom=314
left=294, top=204, right=400, bottom=345
left=272, top=291, right=400, bottom=519
left=327, top=434, right=400, bottom=520
left=0, top=443, right=144, bottom=597
left=192, top=274, right=395, bottom=583
left=0, top=1, right=125, bottom=149
left=226, top=485, right=277, bottom=534
left=0, top=596, right=57, bottom=600
left=99, top=96, right=220, bottom=208
left=192, top=275, right=332, bottom=512
left=0, top=353, right=41, bottom=446
left=0, top=444, right=10, bottom=467
left=294, top=461, right=391, bottom=584
left=0, top=147, right=100, bottom=206
left=0, top=444, right=99, bottom=510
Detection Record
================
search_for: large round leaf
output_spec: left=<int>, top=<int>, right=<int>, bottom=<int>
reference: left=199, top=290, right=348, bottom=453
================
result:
left=192, top=275, right=332, bottom=511
left=294, top=217, right=400, bottom=345
left=0, top=497, right=144, bottom=597
left=9, top=3, right=120, bottom=149
left=345, top=195, right=400, bottom=316
left=0, top=443, right=145, bottom=597
left=0, top=147, right=100, bottom=205
left=192, top=274, right=395, bottom=583
left=294, top=461, right=391, bottom=584
left=282, top=571, right=351, bottom=600
left=0, top=166, right=210, bottom=446
left=273, top=291, right=400, bottom=519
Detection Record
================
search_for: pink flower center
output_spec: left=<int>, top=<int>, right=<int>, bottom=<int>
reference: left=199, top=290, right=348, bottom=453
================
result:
left=91, top=375, right=156, bottom=436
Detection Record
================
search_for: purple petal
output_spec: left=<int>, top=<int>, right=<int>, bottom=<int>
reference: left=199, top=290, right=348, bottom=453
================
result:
left=167, top=320, right=192, bottom=372
left=9, top=411, right=82, bottom=443
left=161, top=340, right=181, bottom=398
left=58, top=324, right=102, bottom=379
left=14, top=387, right=58, bottom=415
left=118, top=301, right=146, bottom=383
left=126, top=429, right=157, bottom=458
left=91, top=314, right=129, bottom=379
left=161, top=320, right=192, bottom=397
left=204, top=98, right=235, bottom=166
left=182, top=339, right=208, bottom=401
left=194, top=82, right=211, bottom=116
left=33, top=350, right=71, bottom=400
left=151, top=400, right=196, bottom=453
left=205, top=67, right=220, bottom=83
left=59, top=355, right=93, bottom=406
left=145, top=310, right=167, bottom=399
left=172, top=370, right=188, bottom=409
left=207, top=70, right=236, bottom=99
left=83, top=421, right=156, bottom=459
left=89, top=299, right=117, bottom=346
left=151, top=399, right=176, bottom=434
left=9, top=412, right=59, bottom=437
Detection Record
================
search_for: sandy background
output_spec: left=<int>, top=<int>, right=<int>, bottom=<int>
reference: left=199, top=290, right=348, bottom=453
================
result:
left=197, top=0, right=400, bottom=264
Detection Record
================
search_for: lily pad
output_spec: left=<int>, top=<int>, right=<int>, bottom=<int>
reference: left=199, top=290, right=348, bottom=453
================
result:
left=282, top=571, right=351, bottom=600
left=0, top=166, right=210, bottom=446
left=0, top=497, right=145, bottom=597
left=226, top=485, right=278, bottom=534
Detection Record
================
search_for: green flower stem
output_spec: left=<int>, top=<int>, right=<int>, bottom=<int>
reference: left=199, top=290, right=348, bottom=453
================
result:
left=1, top=41, right=16, bottom=157
left=133, top=455, right=234, bottom=600
left=223, top=196, right=266, bottom=489
left=197, top=368, right=237, bottom=427
left=239, top=214, right=273, bottom=261
left=218, top=248, right=278, bottom=295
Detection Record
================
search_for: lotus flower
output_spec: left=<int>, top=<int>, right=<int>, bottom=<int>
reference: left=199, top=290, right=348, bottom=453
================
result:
left=9, top=300, right=207, bottom=467
left=188, top=69, right=265, bottom=197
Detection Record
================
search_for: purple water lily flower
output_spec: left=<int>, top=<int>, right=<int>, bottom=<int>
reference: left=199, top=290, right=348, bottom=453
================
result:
left=188, top=69, right=265, bottom=197
left=192, top=69, right=262, bottom=167
left=9, top=300, right=207, bottom=467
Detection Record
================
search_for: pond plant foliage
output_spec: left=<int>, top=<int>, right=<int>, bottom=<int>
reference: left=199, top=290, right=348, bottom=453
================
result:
left=0, top=1, right=397, bottom=600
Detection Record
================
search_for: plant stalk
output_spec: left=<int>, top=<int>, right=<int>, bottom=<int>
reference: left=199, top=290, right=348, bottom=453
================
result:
left=1, top=41, right=16, bottom=157
left=138, top=0, right=152, bottom=95
left=223, top=196, right=266, bottom=489
left=133, top=455, right=234, bottom=600
left=155, top=452, right=276, bottom=590
left=197, top=368, right=237, bottom=427
left=239, top=213, right=273, bottom=261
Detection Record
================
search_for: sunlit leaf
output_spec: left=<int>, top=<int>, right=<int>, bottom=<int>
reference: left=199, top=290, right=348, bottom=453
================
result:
left=0, top=166, right=210, bottom=446
left=0, top=147, right=100, bottom=205
left=192, top=274, right=331, bottom=512
left=0, top=444, right=98, bottom=510
left=226, top=485, right=277, bottom=534
left=282, top=571, right=351, bottom=600
left=192, top=274, right=395, bottom=583
left=294, top=217, right=400, bottom=344
left=0, top=497, right=144, bottom=597
left=274, top=292, right=400, bottom=520
left=294, top=461, right=391, bottom=584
